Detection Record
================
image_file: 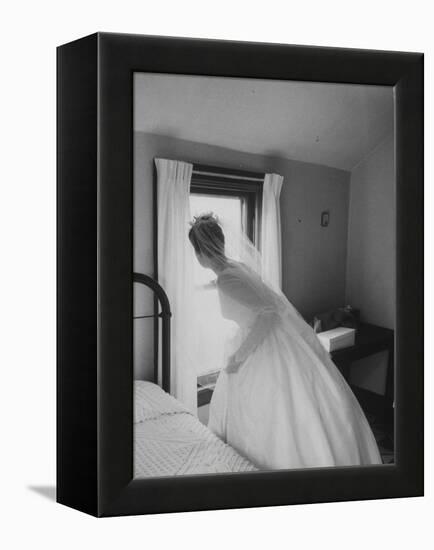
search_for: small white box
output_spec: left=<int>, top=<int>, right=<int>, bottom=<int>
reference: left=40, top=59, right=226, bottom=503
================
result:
left=317, top=327, right=356, bottom=352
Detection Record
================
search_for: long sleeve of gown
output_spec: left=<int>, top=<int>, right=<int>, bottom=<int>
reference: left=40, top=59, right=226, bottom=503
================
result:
left=217, top=270, right=280, bottom=364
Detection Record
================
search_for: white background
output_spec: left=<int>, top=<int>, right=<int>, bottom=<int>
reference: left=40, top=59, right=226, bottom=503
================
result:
left=1, top=1, right=431, bottom=548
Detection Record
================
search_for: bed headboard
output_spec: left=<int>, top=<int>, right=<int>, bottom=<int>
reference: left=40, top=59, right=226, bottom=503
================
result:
left=133, top=272, right=171, bottom=393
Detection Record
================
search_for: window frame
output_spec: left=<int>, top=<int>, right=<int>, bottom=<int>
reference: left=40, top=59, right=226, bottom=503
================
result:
left=190, top=163, right=264, bottom=248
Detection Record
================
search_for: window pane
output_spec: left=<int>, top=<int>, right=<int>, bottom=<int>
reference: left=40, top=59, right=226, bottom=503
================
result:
left=190, top=194, right=242, bottom=282
left=190, top=193, right=241, bottom=375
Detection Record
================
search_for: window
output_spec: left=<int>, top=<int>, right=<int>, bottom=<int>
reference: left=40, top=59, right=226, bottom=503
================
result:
left=190, top=164, right=263, bottom=245
left=189, top=165, right=263, bottom=405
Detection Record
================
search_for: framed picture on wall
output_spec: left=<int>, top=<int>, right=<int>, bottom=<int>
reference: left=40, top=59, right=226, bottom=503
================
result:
left=57, top=33, right=423, bottom=517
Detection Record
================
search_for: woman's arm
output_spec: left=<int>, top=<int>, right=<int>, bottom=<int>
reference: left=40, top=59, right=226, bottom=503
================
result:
left=218, top=268, right=280, bottom=373
left=226, top=308, right=279, bottom=373
left=195, top=280, right=217, bottom=291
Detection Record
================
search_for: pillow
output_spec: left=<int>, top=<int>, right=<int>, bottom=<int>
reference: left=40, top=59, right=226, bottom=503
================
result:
left=134, top=380, right=189, bottom=423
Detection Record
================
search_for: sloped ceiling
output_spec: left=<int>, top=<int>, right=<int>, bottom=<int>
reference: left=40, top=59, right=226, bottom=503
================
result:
left=134, top=73, right=394, bottom=171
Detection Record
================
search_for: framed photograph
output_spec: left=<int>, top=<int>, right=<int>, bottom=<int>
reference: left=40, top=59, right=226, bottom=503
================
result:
left=57, top=32, right=423, bottom=517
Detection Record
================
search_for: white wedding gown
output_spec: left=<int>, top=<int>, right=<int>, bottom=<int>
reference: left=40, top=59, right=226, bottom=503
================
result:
left=208, top=261, right=382, bottom=470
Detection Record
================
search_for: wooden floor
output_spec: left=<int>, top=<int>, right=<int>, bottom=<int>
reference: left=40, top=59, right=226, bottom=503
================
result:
left=351, top=385, right=394, bottom=464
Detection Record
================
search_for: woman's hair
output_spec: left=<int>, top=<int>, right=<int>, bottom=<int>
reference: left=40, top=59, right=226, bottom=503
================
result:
left=188, top=212, right=225, bottom=259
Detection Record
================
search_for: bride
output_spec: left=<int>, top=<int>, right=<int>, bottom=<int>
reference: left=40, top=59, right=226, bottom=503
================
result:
left=188, top=213, right=382, bottom=470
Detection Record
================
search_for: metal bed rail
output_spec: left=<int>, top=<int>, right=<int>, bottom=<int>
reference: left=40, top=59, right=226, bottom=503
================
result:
left=133, top=272, right=171, bottom=393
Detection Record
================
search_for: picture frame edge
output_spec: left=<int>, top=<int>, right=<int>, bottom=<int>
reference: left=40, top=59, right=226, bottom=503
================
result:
left=57, top=32, right=424, bottom=517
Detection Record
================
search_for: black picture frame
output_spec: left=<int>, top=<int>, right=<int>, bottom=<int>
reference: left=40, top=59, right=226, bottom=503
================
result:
left=57, top=32, right=423, bottom=517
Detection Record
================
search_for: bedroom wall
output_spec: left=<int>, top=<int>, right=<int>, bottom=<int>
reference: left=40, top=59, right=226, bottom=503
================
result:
left=134, top=131, right=350, bottom=380
left=346, top=133, right=395, bottom=394
left=278, top=159, right=350, bottom=320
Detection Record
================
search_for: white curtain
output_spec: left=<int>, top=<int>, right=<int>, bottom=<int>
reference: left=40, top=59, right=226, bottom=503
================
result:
left=155, top=158, right=197, bottom=413
left=261, top=173, right=284, bottom=290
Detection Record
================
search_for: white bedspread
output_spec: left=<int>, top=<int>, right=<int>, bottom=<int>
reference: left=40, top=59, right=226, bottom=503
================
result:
left=134, top=381, right=257, bottom=477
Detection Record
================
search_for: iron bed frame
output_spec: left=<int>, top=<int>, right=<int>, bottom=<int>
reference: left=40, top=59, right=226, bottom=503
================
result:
left=133, top=272, right=171, bottom=393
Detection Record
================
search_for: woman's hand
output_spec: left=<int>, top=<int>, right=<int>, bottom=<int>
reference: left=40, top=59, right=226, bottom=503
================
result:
left=225, top=354, right=243, bottom=374
left=195, top=280, right=217, bottom=291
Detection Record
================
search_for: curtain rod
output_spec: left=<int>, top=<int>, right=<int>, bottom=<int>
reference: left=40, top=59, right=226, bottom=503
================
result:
left=192, top=169, right=264, bottom=183
left=192, top=163, right=265, bottom=183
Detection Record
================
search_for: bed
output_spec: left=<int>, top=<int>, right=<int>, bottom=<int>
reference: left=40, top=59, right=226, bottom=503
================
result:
left=134, top=380, right=257, bottom=477
left=133, top=272, right=257, bottom=477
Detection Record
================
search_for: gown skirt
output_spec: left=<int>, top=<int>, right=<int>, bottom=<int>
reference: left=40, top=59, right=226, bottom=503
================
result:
left=208, top=265, right=382, bottom=470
